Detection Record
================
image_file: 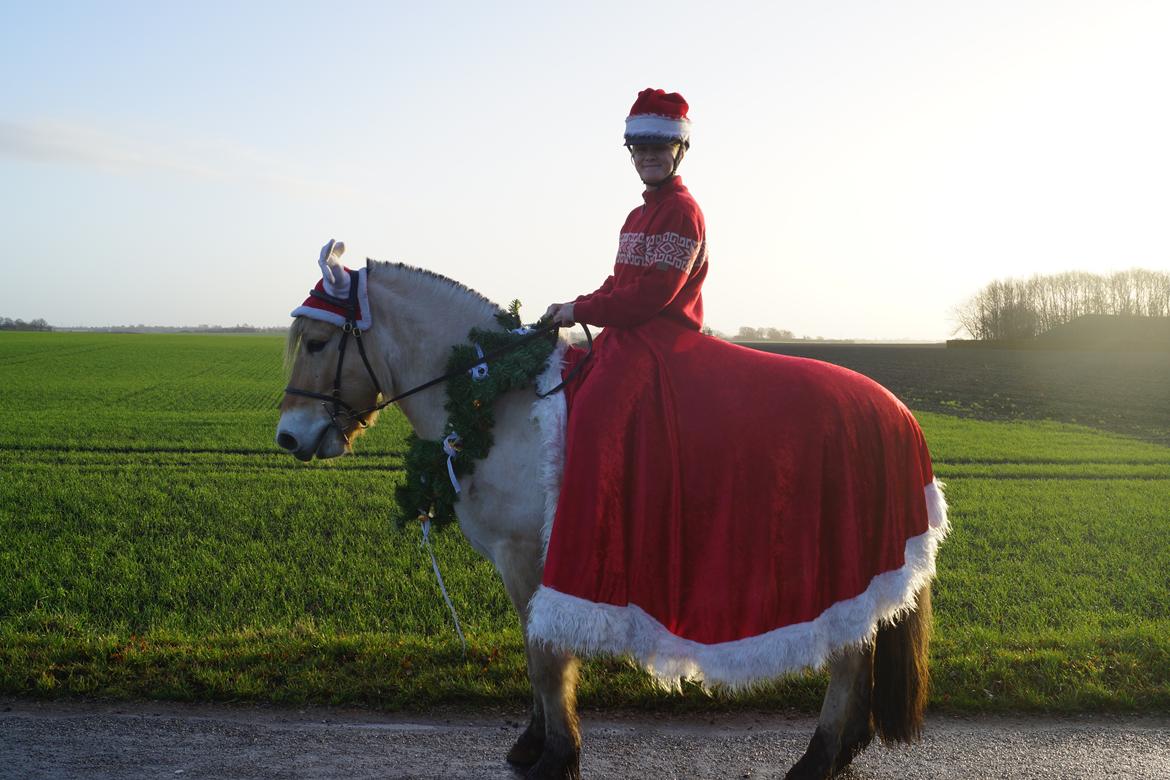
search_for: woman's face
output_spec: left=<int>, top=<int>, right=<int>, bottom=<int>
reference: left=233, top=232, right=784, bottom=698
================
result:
left=629, top=143, right=682, bottom=186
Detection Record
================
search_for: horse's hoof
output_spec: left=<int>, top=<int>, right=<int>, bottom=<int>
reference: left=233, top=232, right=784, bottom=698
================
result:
left=506, top=724, right=545, bottom=768
left=833, top=721, right=874, bottom=772
left=524, top=759, right=580, bottom=780
left=523, top=733, right=580, bottom=780
left=784, top=729, right=832, bottom=780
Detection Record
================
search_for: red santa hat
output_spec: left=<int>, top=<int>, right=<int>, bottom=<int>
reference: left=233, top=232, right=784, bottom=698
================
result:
left=624, top=88, right=692, bottom=146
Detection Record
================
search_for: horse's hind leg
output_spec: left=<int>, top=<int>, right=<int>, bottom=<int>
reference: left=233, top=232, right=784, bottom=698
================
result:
left=785, top=643, right=875, bottom=780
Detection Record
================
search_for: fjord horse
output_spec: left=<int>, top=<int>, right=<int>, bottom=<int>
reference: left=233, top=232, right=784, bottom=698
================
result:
left=276, top=247, right=947, bottom=780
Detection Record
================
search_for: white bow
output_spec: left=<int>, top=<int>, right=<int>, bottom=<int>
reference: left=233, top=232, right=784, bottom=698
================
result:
left=442, top=432, right=463, bottom=494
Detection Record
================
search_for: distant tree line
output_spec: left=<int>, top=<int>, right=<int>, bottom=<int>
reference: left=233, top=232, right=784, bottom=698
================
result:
left=701, top=326, right=840, bottom=342
left=954, top=269, right=1170, bottom=341
left=0, top=317, right=52, bottom=331
left=54, top=324, right=287, bottom=334
left=733, top=326, right=795, bottom=341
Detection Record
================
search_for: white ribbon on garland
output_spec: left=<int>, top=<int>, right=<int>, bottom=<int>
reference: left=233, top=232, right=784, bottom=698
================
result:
left=442, top=432, right=462, bottom=494
left=420, top=518, right=467, bottom=655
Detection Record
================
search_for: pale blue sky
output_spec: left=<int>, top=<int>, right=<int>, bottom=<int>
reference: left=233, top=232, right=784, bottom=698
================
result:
left=3, top=1, right=1167, bottom=338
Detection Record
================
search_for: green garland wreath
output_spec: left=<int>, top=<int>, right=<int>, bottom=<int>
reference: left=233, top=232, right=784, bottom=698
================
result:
left=394, top=301, right=557, bottom=530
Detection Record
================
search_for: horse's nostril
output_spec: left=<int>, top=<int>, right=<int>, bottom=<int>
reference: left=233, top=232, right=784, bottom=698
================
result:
left=276, top=432, right=299, bottom=452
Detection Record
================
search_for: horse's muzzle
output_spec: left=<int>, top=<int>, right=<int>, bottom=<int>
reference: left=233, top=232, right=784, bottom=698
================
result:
left=275, top=431, right=315, bottom=461
left=276, top=407, right=350, bottom=461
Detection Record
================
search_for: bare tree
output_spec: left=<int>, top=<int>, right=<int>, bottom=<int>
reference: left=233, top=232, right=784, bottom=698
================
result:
left=952, top=269, right=1170, bottom=339
left=736, top=326, right=761, bottom=340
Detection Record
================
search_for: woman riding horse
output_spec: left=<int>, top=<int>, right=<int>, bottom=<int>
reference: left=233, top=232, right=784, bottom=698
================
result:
left=529, top=89, right=940, bottom=691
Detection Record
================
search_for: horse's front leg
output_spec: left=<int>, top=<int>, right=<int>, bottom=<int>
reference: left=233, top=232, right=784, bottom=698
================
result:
left=522, top=640, right=581, bottom=780
left=506, top=638, right=548, bottom=767
left=505, top=636, right=554, bottom=767
left=497, top=544, right=582, bottom=780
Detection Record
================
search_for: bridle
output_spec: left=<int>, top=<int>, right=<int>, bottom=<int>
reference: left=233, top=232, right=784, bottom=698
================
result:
left=283, top=269, right=591, bottom=435
left=283, top=270, right=384, bottom=431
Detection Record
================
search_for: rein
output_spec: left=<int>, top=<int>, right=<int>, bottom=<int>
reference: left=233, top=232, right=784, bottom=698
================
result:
left=284, top=270, right=592, bottom=432
left=283, top=270, right=592, bottom=655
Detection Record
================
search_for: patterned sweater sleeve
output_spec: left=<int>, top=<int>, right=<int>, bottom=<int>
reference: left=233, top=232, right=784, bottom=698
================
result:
left=574, top=203, right=703, bottom=328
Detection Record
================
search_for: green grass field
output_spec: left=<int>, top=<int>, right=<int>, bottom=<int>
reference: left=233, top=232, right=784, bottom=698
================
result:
left=2, top=332, right=1168, bottom=713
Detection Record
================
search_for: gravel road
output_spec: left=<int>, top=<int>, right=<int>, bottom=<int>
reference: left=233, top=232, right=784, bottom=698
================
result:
left=2, top=699, right=1168, bottom=779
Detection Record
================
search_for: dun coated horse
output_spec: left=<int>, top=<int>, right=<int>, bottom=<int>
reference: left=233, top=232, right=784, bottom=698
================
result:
left=276, top=244, right=949, bottom=780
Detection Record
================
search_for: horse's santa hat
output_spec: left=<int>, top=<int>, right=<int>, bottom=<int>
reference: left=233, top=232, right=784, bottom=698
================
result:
left=290, top=239, right=372, bottom=330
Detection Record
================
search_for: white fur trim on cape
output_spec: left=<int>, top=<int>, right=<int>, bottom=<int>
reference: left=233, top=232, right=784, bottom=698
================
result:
left=289, top=266, right=373, bottom=331
left=526, top=478, right=950, bottom=691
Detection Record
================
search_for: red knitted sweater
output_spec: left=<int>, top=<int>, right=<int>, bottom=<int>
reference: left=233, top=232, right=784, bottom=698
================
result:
left=573, top=177, right=707, bottom=329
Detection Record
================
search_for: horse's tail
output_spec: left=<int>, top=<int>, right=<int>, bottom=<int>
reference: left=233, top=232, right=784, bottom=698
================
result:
left=871, top=584, right=932, bottom=744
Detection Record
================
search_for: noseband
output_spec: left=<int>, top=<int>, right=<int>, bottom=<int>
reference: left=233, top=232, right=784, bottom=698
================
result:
left=284, top=269, right=591, bottom=435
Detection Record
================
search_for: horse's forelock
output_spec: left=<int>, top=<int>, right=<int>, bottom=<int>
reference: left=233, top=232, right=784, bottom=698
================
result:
left=284, top=317, right=309, bottom=373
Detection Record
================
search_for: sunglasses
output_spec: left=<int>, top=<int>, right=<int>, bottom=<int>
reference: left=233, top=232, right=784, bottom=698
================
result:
left=626, top=143, right=679, bottom=157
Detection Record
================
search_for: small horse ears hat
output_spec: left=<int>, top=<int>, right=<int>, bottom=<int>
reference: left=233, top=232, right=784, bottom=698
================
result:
left=291, top=239, right=372, bottom=330
left=624, top=88, right=692, bottom=147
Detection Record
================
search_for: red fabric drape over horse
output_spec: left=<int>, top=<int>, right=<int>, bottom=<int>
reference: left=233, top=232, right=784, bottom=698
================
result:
left=527, top=177, right=947, bottom=687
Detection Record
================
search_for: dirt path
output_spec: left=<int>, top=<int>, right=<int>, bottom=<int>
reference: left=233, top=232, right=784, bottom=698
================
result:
left=2, top=699, right=1168, bottom=779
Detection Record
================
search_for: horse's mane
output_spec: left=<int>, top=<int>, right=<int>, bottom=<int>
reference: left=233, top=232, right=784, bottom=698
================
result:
left=285, top=260, right=505, bottom=372
left=367, top=259, right=502, bottom=316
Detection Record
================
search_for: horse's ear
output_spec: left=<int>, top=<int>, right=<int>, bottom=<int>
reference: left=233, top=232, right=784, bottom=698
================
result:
left=317, top=239, right=350, bottom=297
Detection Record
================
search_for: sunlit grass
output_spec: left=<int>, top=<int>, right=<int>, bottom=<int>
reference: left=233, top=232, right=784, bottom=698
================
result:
left=1, top=332, right=1168, bottom=712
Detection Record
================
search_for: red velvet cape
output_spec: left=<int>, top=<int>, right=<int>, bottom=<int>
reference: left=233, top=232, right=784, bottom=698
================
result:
left=546, top=327, right=934, bottom=646
left=530, top=178, right=939, bottom=666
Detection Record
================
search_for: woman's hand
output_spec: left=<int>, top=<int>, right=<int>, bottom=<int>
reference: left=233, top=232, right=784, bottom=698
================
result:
left=544, top=302, right=576, bottom=326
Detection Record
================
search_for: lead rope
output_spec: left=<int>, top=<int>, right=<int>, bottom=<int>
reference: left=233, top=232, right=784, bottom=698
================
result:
left=420, top=517, right=467, bottom=655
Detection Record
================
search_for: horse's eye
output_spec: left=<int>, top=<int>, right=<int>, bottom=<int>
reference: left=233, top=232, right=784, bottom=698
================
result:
left=305, top=339, right=328, bottom=354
